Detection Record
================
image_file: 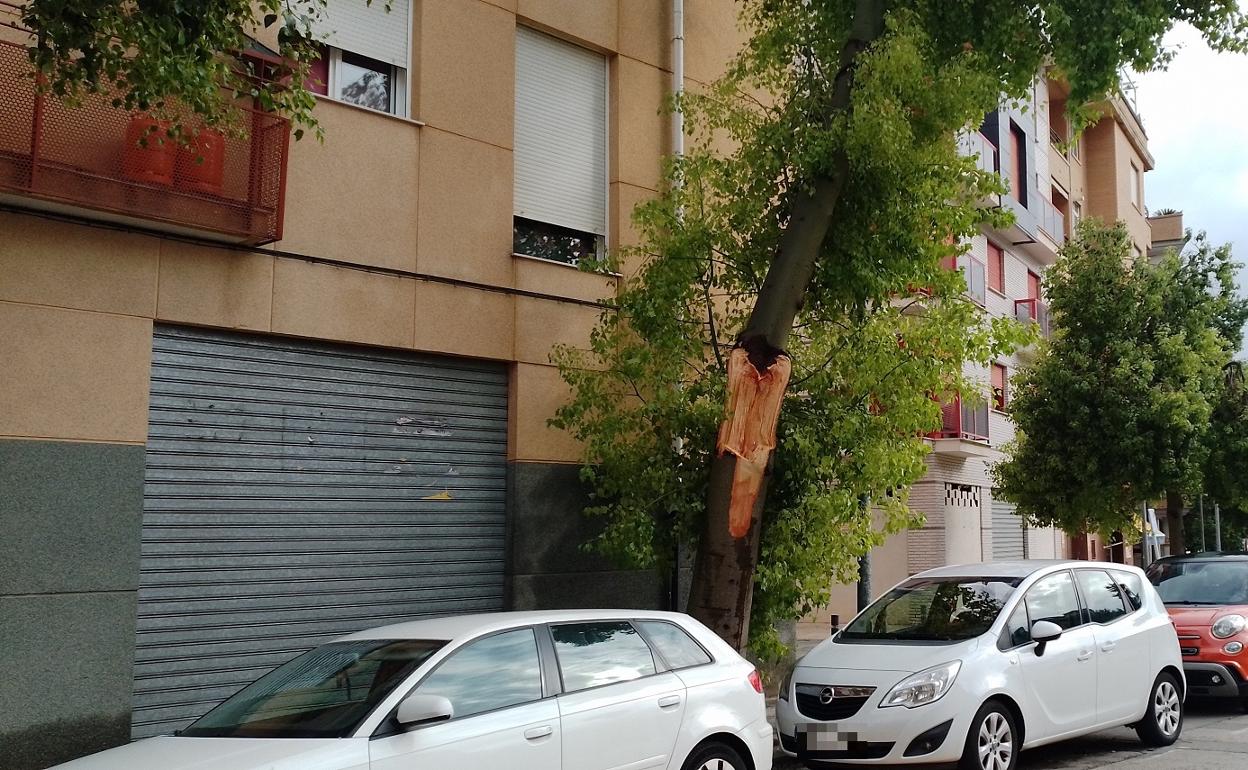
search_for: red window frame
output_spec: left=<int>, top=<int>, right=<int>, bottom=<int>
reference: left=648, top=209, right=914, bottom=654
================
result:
left=991, top=364, right=1008, bottom=411
left=987, top=241, right=1005, bottom=294
left=1027, top=270, right=1041, bottom=300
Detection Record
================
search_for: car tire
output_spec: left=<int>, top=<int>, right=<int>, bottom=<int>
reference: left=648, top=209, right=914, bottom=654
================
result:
left=1135, top=672, right=1183, bottom=747
left=681, top=740, right=747, bottom=770
left=959, top=701, right=1019, bottom=770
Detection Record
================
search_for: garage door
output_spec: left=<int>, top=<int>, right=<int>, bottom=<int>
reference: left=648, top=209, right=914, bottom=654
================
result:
left=991, top=499, right=1028, bottom=561
left=131, top=326, right=508, bottom=738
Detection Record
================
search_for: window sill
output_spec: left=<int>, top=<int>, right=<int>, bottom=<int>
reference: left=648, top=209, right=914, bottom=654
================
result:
left=313, top=94, right=425, bottom=127
left=991, top=408, right=1011, bottom=416
left=988, top=287, right=1008, bottom=299
left=513, top=252, right=621, bottom=279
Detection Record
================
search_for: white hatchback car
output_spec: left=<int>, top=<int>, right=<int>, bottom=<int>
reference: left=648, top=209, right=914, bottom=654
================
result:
left=777, top=561, right=1184, bottom=770
left=53, top=610, right=772, bottom=770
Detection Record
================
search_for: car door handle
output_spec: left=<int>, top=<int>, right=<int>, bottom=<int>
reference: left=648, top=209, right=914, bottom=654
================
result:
left=524, top=725, right=553, bottom=741
left=1077, top=650, right=1094, bottom=662
left=658, top=695, right=682, bottom=709
left=1100, top=641, right=1117, bottom=653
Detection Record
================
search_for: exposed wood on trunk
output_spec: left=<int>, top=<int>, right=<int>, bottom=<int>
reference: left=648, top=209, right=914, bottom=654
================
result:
left=717, top=348, right=792, bottom=537
left=687, top=0, right=887, bottom=650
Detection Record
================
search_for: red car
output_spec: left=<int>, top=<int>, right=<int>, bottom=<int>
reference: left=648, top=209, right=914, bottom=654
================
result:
left=1146, top=553, right=1248, bottom=709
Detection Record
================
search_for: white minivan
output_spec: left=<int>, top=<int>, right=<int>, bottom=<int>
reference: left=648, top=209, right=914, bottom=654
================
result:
left=51, top=610, right=772, bottom=770
left=777, top=561, right=1184, bottom=770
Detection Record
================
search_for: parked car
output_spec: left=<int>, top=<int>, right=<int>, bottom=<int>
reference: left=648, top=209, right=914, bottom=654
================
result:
left=776, top=560, right=1184, bottom=770
left=50, top=610, right=772, bottom=770
left=1146, top=552, right=1248, bottom=709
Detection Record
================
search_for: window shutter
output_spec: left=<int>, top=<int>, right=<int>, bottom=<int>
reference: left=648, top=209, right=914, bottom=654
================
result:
left=317, top=0, right=410, bottom=68
left=514, top=27, right=608, bottom=237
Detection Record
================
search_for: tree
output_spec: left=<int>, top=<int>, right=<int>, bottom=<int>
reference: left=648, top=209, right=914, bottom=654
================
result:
left=555, top=3, right=1247, bottom=652
left=995, top=223, right=1247, bottom=543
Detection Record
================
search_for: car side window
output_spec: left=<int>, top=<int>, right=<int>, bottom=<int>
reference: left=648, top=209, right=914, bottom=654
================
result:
left=1002, top=604, right=1031, bottom=649
left=637, top=621, right=713, bottom=669
left=1025, top=571, right=1083, bottom=630
left=1076, top=569, right=1130, bottom=624
left=1110, top=570, right=1144, bottom=611
left=551, top=622, right=657, bottom=692
left=414, top=628, right=543, bottom=720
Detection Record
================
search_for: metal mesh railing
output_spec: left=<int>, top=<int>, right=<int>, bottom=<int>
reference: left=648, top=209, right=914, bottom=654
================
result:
left=0, top=39, right=289, bottom=244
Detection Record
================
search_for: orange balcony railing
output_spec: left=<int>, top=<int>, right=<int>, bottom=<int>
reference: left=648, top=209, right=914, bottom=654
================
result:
left=928, top=394, right=990, bottom=443
left=0, top=39, right=289, bottom=244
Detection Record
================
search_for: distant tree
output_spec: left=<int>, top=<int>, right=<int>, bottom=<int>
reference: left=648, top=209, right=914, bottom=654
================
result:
left=996, top=223, right=1247, bottom=544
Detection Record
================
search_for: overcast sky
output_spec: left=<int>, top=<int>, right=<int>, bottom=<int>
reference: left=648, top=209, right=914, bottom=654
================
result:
left=1134, top=23, right=1248, bottom=272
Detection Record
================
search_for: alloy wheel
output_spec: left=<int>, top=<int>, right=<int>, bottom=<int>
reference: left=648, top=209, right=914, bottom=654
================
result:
left=1154, top=680, right=1181, bottom=737
left=977, top=711, right=1013, bottom=770
left=697, top=760, right=738, bottom=770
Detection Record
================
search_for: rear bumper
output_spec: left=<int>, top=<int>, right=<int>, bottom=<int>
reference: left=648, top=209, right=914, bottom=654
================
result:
left=1185, top=662, right=1248, bottom=699
left=741, top=714, right=775, bottom=770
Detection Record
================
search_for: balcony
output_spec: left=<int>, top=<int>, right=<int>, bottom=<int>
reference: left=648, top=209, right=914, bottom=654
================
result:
left=958, top=254, right=987, bottom=306
left=1015, top=297, right=1052, bottom=340
left=0, top=40, right=289, bottom=245
left=1037, top=196, right=1066, bottom=248
left=927, top=395, right=993, bottom=458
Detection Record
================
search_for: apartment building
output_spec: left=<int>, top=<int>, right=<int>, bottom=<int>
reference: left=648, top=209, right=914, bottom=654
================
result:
left=0, top=2, right=749, bottom=766
left=811, top=73, right=1156, bottom=626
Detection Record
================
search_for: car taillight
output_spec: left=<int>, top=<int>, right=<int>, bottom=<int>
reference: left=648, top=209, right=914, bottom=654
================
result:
left=748, top=670, right=763, bottom=694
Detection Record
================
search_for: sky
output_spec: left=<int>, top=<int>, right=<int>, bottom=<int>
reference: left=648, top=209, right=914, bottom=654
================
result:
left=1134, top=23, right=1248, bottom=275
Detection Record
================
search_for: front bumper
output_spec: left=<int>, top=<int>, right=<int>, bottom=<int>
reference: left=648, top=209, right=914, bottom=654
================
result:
left=1184, top=662, right=1248, bottom=699
left=775, top=675, right=969, bottom=766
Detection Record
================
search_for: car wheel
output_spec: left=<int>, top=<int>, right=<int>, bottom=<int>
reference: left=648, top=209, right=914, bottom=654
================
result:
left=1135, top=672, right=1183, bottom=747
left=681, top=741, right=747, bottom=770
left=959, top=701, right=1018, bottom=770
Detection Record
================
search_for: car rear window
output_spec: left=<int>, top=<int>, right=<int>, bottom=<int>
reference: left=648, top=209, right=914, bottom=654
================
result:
left=637, top=621, right=712, bottom=669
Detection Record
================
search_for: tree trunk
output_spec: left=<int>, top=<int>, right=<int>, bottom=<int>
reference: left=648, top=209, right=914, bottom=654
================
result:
left=1166, top=490, right=1185, bottom=556
left=687, top=0, right=887, bottom=650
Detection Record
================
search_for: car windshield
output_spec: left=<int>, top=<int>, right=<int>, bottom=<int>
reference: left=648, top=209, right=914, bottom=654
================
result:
left=840, top=577, right=1022, bottom=642
left=1147, top=560, right=1248, bottom=605
left=181, top=639, right=445, bottom=738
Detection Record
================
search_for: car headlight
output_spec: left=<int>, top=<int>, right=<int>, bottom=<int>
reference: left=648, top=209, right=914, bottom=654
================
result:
left=880, top=661, right=962, bottom=709
left=778, top=666, right=794, bottom=701
left=1212, top=614, right=1247, bottom=639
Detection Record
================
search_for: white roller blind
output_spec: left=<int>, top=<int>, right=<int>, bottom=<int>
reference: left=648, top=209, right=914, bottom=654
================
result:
left=515, top=26, right=608, bottom=236
left=318, top=0, right=410, bottom=68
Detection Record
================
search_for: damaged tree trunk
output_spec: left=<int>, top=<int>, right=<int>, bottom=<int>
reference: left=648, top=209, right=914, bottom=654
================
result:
left=686, top=0, right=886, bottom=650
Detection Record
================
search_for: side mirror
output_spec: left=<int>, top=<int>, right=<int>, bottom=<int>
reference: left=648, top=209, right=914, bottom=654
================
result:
left=396, top=693, right=454, bottom=727
left=1030, top=620, right=1063, bottom=657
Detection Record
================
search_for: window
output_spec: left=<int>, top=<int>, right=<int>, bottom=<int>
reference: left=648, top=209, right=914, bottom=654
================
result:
left=181, top=639, right=443, bottom=738
left=987, top=241, right=1005, bottom=294
left=551, top=622, right=657, bottom=692
left=840, top=577, right=1021, bottom=642
left=306, top=0, right=410, bottom=116
left=415, top=629, right=543, bottom=720
left=638, top=621, right=712, bottom=669
left=1001, top=604, right=1031, bottom=649
left=1130, top=162, right=1142, bottom=209
left=1110, top=570, right=1144, bottom=610
left=1072, top=201, right=1082, bottom=231
left=1009, top=122, right=1027, bottom=206
left=1076, top=570, right=1129, bottom=624
left=1025, top=571, right=1082, bottom=631
left=514, top=27, right=608, bottom=265
left=991, top=364, right=1008, bottom=411
left=959, top=254, right=987, bottom=306
left=1070, top=134, right=1080, bottom=160
left=1027, top=270, right=1041, bottom=300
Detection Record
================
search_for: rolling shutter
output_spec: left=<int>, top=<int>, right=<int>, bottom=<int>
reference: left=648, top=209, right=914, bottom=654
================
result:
left=992, top=499, right=1027, bottom=560
left=318, top=0, right=410, bottom=67
left=131, top=326, right=507, bottom=739
left=514, top=25, right=608, bottom=236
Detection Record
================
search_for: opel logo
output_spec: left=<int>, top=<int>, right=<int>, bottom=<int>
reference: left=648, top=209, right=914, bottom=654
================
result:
left=819, top=687, right=836, bottom=705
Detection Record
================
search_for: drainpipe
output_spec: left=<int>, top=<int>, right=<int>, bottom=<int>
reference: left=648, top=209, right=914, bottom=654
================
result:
left=671, top=0, right=685, bottom=163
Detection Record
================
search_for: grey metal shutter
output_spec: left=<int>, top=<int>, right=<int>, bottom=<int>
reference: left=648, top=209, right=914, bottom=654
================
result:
left=992, top=499, right=1028, bottom=560
left=131, top=326, right=507, bottom=739
left=514, top=26, right=608, bottom=236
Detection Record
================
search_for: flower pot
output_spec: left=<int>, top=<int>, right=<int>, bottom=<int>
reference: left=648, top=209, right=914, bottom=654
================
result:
left=175, top=129, right=225, bottom=195
left=121, top=116, right=175, bottom=186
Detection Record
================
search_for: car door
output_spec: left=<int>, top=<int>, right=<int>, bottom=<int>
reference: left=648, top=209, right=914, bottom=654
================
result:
left=550, top=620, right=686, bottom=770
left=1076, top=568, right=1152, bottom=724
left=369, top=627, right=560, bottom=770
left=1015, top=570, right=1099, bottom=741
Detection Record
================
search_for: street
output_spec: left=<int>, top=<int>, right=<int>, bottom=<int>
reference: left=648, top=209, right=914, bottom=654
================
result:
left=774, top=701, right=1248, bottom=770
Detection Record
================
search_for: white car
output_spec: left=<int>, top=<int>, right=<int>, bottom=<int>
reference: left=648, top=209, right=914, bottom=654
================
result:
left=777, top=560, right=1184, bottom=770
left=52, top=610, right=772, bottom=770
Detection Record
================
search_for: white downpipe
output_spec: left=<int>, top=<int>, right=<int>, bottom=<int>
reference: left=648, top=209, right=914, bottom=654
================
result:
left=672, top=0, right=685, bottom=161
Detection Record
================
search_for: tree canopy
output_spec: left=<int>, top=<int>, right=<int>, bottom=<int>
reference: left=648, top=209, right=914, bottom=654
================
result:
left=995, top=223, right=1248, bottom=537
